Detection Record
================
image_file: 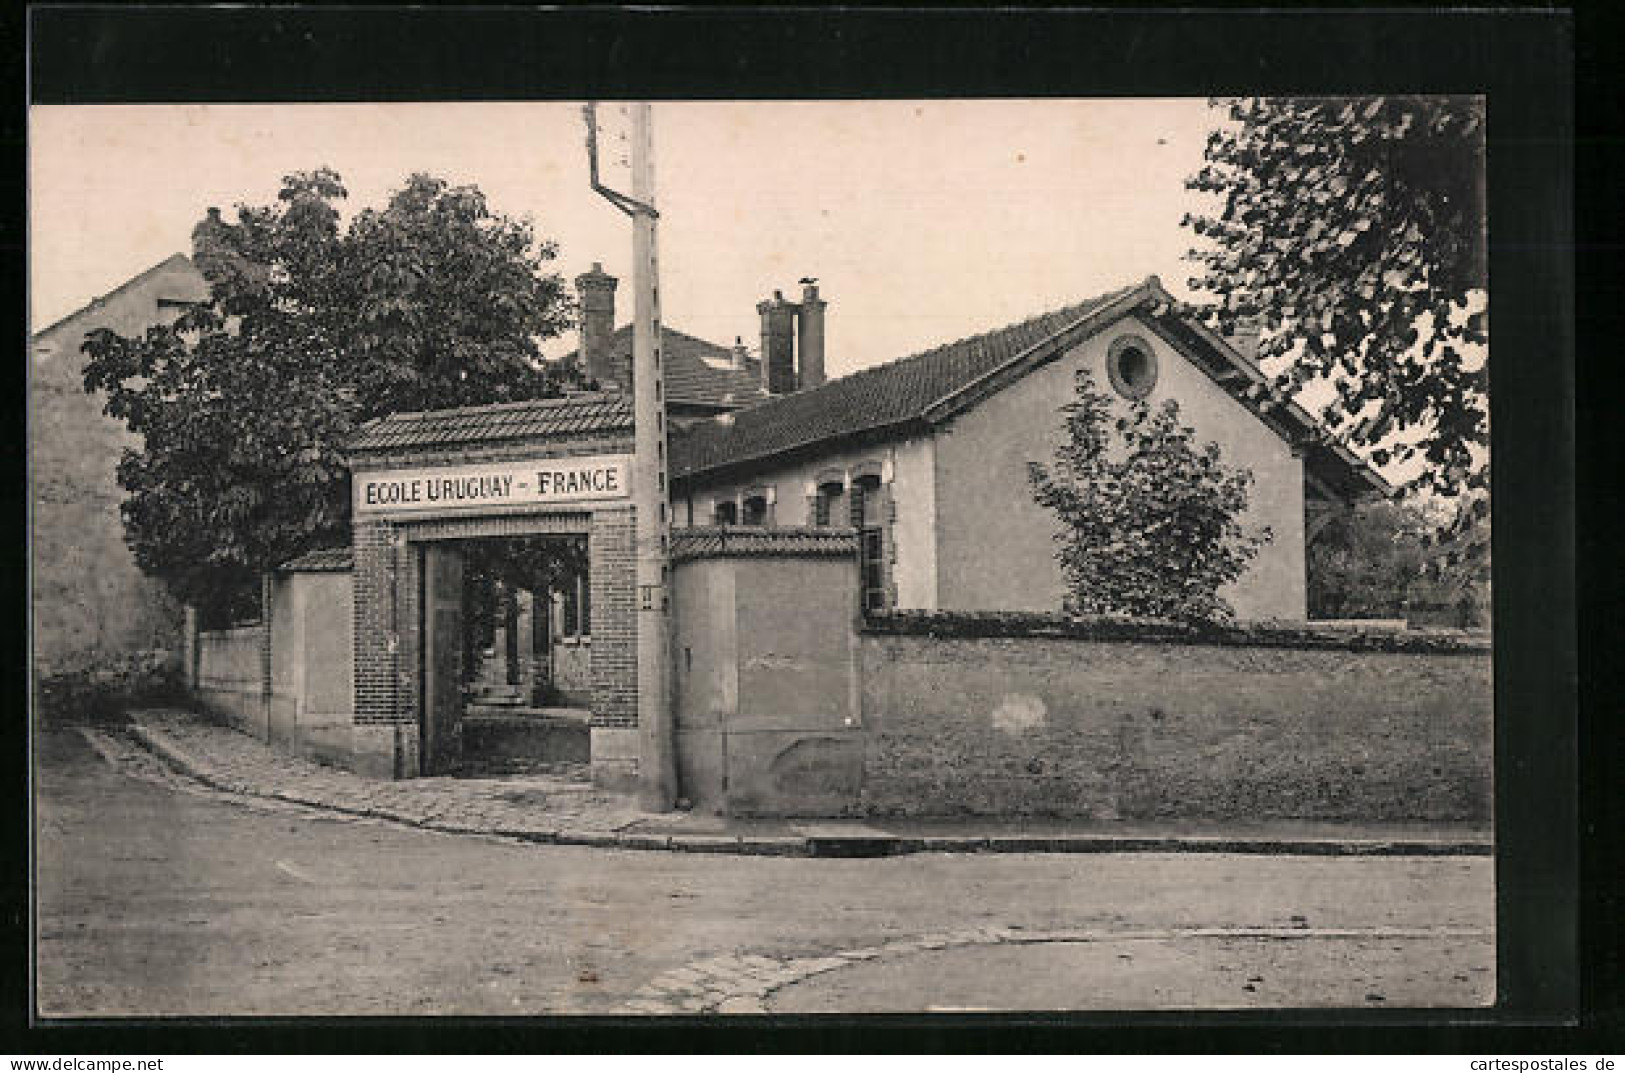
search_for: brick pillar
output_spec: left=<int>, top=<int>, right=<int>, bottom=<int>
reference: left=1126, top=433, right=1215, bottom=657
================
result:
left=351, top=518, right=419, bottom=777
left=587, top=506, right=639, bottom=789
left=259, top=572, right=274, bottom=742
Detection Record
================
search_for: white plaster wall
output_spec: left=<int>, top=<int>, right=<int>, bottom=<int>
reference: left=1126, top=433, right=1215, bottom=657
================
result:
left=676, top=433, right=940, bottom=609
left=931, top=313, right=1307, bottom=620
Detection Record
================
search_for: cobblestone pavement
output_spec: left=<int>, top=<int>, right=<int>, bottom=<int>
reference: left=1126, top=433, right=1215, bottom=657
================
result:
left=116, top=708, right=1490, bottom=860
left=619, top=924, right=1494, bottom=1013
left=124, top=709, right=647, bottom=841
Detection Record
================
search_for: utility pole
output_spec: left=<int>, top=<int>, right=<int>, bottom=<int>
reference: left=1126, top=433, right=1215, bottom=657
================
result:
left=585, top=102, right=677, bottom=811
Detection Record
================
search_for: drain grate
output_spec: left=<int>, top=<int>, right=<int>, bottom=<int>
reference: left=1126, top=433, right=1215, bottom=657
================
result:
left=804, top=836, right=904, bottom=858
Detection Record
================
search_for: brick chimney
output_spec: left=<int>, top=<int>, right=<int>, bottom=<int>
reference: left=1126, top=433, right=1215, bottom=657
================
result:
left=796, top=279, right=826, bottom=389
left=757, top=291, right=798, bottom=395
left=731, top=336, right=750, bottom=371
left=575, top=262, right=623, bottom=391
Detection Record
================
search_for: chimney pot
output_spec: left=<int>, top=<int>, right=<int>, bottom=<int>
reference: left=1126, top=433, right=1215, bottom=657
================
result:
left=575, top=264, right=623, bottom=391
left=759, top=292, right=797, bottom=395
left=797, top=279, right=827, bottom=390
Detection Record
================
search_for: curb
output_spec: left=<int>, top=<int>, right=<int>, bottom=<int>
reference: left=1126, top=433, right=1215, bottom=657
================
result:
left=121, top=721, right=1491, bottom=859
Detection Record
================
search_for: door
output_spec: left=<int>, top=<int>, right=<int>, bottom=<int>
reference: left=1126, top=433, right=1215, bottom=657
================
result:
left=421, top=543, right=464, bottom=775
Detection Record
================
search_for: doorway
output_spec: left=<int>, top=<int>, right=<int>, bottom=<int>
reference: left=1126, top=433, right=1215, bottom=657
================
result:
left=418, top=534, right=593, bottom=777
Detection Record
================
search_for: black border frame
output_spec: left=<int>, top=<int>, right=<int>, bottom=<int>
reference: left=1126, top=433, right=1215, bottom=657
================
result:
left=10, top=3, right=1593, bottom=1054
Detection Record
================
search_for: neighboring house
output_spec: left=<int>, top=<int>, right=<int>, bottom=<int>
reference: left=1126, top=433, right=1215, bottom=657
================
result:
left=561, top=262, right=774, bottom=427
left=669, top=275, right=1388, bottom=622
left=29, top=253, right=210, bottom=675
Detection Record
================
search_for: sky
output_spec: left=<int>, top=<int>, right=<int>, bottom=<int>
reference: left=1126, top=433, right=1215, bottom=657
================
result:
left=29, top=99, right=1221, bottom=377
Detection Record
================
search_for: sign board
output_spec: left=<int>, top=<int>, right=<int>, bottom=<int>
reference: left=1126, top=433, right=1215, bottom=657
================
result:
left=354, top=454, right=633, bottom=517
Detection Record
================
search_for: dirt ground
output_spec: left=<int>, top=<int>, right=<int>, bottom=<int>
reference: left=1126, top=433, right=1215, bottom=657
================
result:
left=33, top=727, right=1495, bottom=1017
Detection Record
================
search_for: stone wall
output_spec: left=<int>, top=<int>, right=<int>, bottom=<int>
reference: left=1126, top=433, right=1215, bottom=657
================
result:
left=858, top=613, right=1493, bottom=822
left=671, top=529, right=864, bottom=815
left=198, top=572, right=357, bottom=766
left=195, top=624, right=267, bottom=736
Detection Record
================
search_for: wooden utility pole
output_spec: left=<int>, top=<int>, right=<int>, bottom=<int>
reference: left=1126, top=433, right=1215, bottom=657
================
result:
left=628, top=103, right=677, bottom=811
left=586, top=102, right=677, bottom=810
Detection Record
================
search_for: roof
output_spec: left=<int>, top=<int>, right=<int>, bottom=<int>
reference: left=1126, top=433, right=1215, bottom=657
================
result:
left=278, top=547, right=354, bottom=573
left=670, top=285, right=1136, bottom=480
left=33, top=253, right=207, bottom=339
left=347, top=394, right=634, bottom=454
left=671, top=526, right=859, bottom=563
left=669, top=278, right=1390, bottom=501
left=562, top=324, right=769, bottom=410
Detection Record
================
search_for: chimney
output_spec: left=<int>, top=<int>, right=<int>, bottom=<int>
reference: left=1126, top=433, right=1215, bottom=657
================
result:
left=731, top=336, right=750, bottom=371
left=575, top=262, right=623, bottom=391
left=757, top=290, right=798, bottom=395
left=796, top=278, right=826, bottom=389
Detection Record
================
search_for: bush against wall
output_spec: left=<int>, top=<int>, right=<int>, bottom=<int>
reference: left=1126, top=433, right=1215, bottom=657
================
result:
left=33, top=653, right=186, bottom=726
left=1028, top=368, right=1271, bottom=622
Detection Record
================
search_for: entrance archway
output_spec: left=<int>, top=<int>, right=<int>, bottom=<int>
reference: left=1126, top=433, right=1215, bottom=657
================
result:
left=344, top=396, right=640, bottom=788
left=420, top=532, right=595, bottom=776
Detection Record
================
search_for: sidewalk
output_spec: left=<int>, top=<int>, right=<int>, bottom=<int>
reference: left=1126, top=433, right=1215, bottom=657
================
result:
left=118, top=708, right=1492, bottom=857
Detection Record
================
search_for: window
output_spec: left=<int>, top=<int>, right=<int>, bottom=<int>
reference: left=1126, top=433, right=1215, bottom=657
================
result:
left=860, top=529, right=886, bottom=612
left=851, top=474, right=887, bottom=611
left=813, top=481, right=845, bottom=527
left=1107, top=334, right=1159, bottom=400
left=741, top=494, right=769, bottom=526
left=714, top=500, right=738, bottom=526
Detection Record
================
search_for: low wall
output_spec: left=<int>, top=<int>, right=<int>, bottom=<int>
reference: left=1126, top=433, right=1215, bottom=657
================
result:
left=195, top=624, right=266, bottom=736
left=279, top=570, right=356, bottom=767
left=194, top=570, right=356, bottom=768
left=859, top=613, right=1494, bottom=822
left=671, top=528, right=864, bottom=816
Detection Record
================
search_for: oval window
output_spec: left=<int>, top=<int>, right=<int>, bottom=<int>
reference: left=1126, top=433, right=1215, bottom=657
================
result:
left=1107, top=334, right=1158, bottom=400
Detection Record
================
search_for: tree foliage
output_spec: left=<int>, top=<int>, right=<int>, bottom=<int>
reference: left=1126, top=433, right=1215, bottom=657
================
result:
left=1029, top=370, right=1271, bottom=623
left=82, top=170, right=582, bottom=617
left=1309, top=499, right=1490, bottom=627
left=460, top=536, right=588, bottom=684
left=1183, top=96, right=1488, bottom=502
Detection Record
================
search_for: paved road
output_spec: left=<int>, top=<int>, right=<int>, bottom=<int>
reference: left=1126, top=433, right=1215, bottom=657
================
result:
left=34, top=727, right=1495, bottom=1017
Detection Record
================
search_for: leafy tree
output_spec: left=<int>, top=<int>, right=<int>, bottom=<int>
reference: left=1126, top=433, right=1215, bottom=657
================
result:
left=82, top=170, right=582, bottom=620
left=1029, top=369, right=1271, bottom=622
left=1183, top=96, right=1488, bottom=505
left=460, top=536, right=588, bottom=686
left=1310, top=498, right=1490, bottom=627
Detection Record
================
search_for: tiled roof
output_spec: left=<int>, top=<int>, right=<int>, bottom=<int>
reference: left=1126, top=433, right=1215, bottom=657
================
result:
left=670, top=526, right=859, bottom=563
left=563, top=324, right=769, bottom=410
left=671, top=287, right=1135, bottom=479
left=348, top=394, right=634, bottom=453
left=278, top=547, right=354, bottom=572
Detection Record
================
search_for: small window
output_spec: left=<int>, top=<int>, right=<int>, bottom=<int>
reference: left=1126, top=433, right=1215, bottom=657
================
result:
left=741, top=494, right=769, bottom=527
left=714, top=501, right=738, bottom=526
left=813, top=481, right=845, bottom=527
left=850, top=474, right=883, bottom=529
left=1107, top=334, right=1158, bottom=400
left=851, top=474, right=887, bottom=611
left=860, top=529, right=887, bottom=612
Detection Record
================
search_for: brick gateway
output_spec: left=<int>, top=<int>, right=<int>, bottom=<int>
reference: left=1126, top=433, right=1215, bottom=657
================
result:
left=189, top=389, right=1489, bottom=820
left=343, top=395, right=641, bottom=785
